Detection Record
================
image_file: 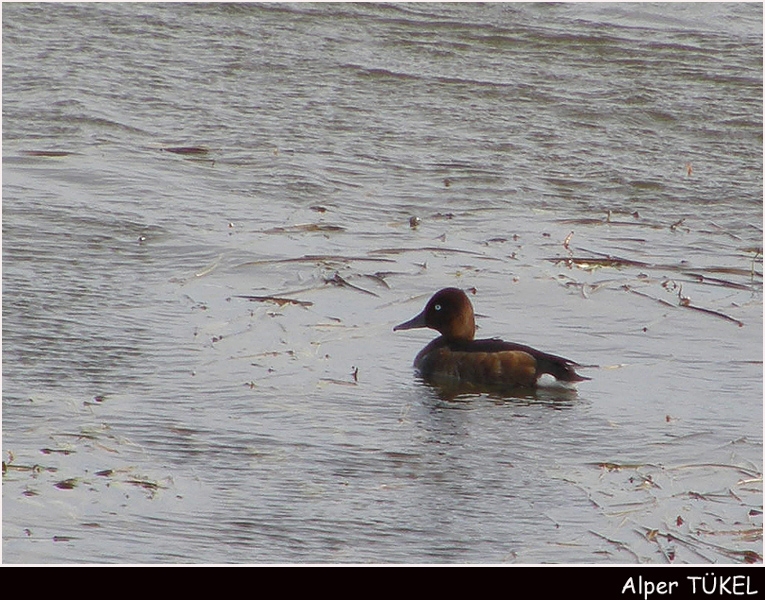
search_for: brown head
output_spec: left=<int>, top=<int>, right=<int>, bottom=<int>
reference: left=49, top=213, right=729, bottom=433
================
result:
left=393, top=287, right=476, bottom=341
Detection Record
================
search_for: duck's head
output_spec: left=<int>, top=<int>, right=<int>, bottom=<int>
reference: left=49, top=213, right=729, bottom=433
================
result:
left=394, top=287, right=476, bottom=341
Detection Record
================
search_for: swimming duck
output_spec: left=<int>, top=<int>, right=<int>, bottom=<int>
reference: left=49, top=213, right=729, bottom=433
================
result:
left=394, top=287, right=588, bottom=389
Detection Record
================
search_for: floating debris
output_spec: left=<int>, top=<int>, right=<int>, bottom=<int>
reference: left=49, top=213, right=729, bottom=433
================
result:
left=682, top=272, right=751, bottom=291
left=234, top=295, right=313, bottom=307
left=684, top=304, right=744, bottom=327
left=239, top=254, right=395, bottom=267
left=161, top=146, right=209, bottom=155
left=324, top=272, right=378, bottom=296
left=125, top=477, right=162, bottom=492
left=3, top=462, right=57, bottom=474
left=54, top=478, right=79, bottom=490
left=362, top=272, right=391, bottom=288
left=623, top=285, right=744, bottom=327
left=370, top=246, right=491, bottom=258
left=263, top=224, right=345, bottom=234
left=21, top=150, right=73, bottom=157
left=193, top=257, right=222, bottom=279
left=319, top=377, right=358, bottom=387
left=557, top=217, right=665, bottom=229
left=669, top=218, right=687, bottom=231
left=548, top=256, right=650, bottom=270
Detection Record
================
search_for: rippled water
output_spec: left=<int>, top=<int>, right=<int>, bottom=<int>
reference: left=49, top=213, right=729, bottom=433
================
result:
left=3, top=3, right=762, bottom=564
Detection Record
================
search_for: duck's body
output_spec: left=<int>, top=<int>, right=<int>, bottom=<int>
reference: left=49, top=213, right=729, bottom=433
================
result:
left=394, top=288, right=588, bottom=389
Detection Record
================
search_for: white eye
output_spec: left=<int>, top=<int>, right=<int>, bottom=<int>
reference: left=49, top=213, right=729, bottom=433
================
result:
left=434, top=304, right=442, bottom=311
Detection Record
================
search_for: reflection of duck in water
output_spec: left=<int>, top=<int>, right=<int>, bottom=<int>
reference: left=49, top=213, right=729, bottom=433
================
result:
left=394, top=288, right=589, bottom=390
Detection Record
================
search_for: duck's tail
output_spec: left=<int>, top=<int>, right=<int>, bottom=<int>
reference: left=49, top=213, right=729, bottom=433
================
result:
left=537, top=354, right=590, bottom=383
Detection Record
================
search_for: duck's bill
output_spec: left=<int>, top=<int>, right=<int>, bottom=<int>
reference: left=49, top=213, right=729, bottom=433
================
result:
left=393, top=310, right=427, bottom=331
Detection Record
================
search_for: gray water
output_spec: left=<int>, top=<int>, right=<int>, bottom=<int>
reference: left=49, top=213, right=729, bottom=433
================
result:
left=2, top=3, right=762, bottom=564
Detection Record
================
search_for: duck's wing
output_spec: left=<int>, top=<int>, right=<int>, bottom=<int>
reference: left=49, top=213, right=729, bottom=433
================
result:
left=467, top=338, right=590, bottom=383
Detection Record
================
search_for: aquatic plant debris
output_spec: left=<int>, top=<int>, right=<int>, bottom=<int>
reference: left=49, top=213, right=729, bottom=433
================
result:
left=624, top=286, right=745, bottom=327
left=21, top=150, right=73, bottom=157
left=161, top=146, right=209, bottom=155
left=324, top=272, right=379, bottom=296
left=262, top=224, right=345, bottom=234
left=234, top=295, right=313, bottom=307
left=544, top=237, right=759, bottom=327
left=579, top=459, right=762, bottom=563
left=239, top=254, right=395, bottom=267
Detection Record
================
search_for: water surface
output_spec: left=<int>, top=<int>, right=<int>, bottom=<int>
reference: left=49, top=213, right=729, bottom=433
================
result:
left=3, top=3, right=762, bottom=563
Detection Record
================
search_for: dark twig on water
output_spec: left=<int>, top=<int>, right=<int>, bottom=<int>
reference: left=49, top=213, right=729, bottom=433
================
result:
left=239, top=255, right=395, bottom=267
left=683, top=304, right=744, bottom=327
left=622, top=285, right=744, bottom=327
left=234, top=295, right=313, bottom=307
left=325, top=272, right=379, bottom=296
left=588, top=530, right=641, bottom=562
left=548, top=256, right=650, bottom=270
left=161, top=146, right=209, bottom=155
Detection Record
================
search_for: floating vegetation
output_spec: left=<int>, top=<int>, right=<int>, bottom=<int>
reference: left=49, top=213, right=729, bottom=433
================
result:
left=556, top=211, right=697, bottom=231
left=21, top=150, right=73, bottom=157
left=623, top=285, right=745, bottom=327
left=370, top=246, right=495, bottom=258
left=263, top=223, right=345, bottom=234
left=3, top=454, right=58, bottom=476
left=125, top=476, right=164, bottom=493
left=161, top=146, right=209, bottom=155
left=361, top=272, right=392, bottom=288
left=594, top=462, right=653, bottom=472
left=682, top=272, right=752, bottom=291
left=239, top=254, right=395, bottom=268
left=548, top=256, right=650, bottom=270
left=324, top=271, right=378, bottom=296
left=544, top=230, right=760, bottom=328
left=557, top=217, right=665, bottom=229
left=579, top=459, right=763, bottom=563
left=194, top=258, right=221, bottom=279
left=682, top=303, right=745, bottom=327
left=54, top=478, right=79, bottom=490
left=234, top=294, right=313, bottom=307
left=319, top=377, right=358, bottom=387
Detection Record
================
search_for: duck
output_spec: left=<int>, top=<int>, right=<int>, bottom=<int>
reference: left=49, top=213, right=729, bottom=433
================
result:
left=393, top=287, right=589, bottom=390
